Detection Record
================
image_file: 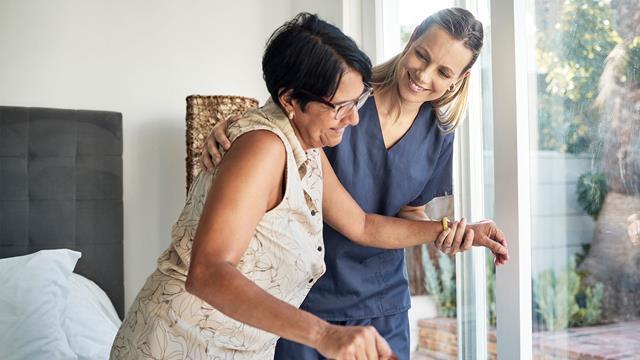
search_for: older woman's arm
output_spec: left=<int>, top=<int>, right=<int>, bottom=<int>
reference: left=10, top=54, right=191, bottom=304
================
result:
left=185, top=131, right=393, bottom=359
left=321, top=151, right=509, bottom=260
left=398, top=204, right=474, bottom=255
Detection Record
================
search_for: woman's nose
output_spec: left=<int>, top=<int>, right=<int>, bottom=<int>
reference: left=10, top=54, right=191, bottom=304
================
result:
left=344, top=107, right=359, bottom=126
left=415, top=68, right=434, bottom=88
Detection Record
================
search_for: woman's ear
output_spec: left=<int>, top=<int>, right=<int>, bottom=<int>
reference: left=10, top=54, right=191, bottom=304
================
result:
left=278, top=89, right=295, bottom=115
left=452, top=71, right=471, bottom=88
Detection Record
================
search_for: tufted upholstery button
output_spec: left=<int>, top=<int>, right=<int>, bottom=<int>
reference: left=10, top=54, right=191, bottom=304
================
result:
left=311, top=209, right=317, bottom=216
left=317, top=246, right=322, bottom=252
left=308, top=278, right=314, bottom=283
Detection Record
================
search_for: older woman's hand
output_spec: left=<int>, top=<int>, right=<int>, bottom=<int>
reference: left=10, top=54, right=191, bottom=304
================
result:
left=199, top=115, right=240, bottom=170
left=315, top=324, right=395, bottom=360
left=435, top=219, right=509, bottom=265
left=468, top=220, right=509, bottom=265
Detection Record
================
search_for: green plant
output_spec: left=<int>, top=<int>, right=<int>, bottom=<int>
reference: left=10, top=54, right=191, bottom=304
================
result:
left=573, top=283, right=604, bottom=326
left=421, top=245, right=456, bottom=318
left=533, top=257, right=605, bottom=331
left=487, top=253, right=497, bottom=327
left=574, top=244, right=591, bottom=269
left=576, top=171, right=608, bottom=217
left=534, top=259, right=581, bottom=331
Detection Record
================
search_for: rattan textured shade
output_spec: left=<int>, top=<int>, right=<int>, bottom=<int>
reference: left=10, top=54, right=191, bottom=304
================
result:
left=185, top=95, right=259, bottom=192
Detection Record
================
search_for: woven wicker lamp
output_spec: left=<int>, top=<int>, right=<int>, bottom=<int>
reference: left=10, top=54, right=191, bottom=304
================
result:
left=185, top=95, right=259, bottom=192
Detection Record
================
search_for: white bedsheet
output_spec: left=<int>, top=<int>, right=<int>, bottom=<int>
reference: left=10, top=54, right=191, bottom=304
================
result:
left=63, top=273, right=122, bottom=360
left=0, top=249, right=121, bottom=360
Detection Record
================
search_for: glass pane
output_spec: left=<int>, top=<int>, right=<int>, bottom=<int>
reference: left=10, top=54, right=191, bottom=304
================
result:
left=528, top=0, right=640, bottom=358
left=480, top=3, right=497, bottom=358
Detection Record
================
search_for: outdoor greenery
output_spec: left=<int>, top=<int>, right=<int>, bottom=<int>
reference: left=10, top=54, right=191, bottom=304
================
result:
left=487, top=254, right=497, bottom=327
left=533, top=257, right=604, bottom=331
left=420, top=247, right=496, bottom=326
left=422, top=245, right=456, bottom=318
left=422, top=247, right=603, bottom=331
left=536, top=0, right=621, bottom=154
left=576, top=171, right=608, bottom=217
left=620, top=36, right=640, bottom=87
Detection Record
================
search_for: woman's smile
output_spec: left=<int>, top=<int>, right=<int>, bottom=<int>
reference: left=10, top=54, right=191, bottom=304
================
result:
left=407, top=71, right=429, bottom=94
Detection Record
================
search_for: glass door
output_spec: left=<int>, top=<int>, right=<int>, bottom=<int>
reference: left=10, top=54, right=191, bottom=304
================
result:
left=527, top=0, right=640, bottom=358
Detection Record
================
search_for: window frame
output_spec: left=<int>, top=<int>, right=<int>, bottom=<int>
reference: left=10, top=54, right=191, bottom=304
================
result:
left=489, top=0, right=533, bottom=358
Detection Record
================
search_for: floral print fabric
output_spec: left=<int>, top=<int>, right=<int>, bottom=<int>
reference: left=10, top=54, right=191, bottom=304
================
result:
left=110, top=100, right=325, bottom=359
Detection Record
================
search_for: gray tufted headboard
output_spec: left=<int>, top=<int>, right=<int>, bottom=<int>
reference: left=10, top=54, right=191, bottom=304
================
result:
left=0, top=106, right=124, bottom=318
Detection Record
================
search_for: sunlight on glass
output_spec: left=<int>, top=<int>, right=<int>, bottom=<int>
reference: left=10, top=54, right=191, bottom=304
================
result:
left=529, top=0, right=640, bottom=358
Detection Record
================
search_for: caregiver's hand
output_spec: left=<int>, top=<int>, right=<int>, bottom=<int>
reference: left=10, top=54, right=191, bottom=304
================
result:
left=199, top=115, right=240, bottom=170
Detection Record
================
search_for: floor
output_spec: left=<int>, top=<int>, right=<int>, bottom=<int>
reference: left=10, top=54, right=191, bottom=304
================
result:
left=413, top=319, right=640, bottom=359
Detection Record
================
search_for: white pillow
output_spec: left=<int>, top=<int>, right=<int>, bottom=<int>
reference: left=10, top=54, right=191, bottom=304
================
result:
left=0, top=249, right=81, bottom=360
left=62, top=273, right=122, bottom=360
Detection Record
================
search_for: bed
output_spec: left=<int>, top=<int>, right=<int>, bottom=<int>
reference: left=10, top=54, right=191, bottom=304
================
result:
left=0, top=106, right=124, bottom=360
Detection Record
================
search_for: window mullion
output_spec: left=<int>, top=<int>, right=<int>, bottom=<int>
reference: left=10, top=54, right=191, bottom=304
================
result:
left=454, top=49, right=489, bottom=360
left=490, top=0, right=533, bottom=359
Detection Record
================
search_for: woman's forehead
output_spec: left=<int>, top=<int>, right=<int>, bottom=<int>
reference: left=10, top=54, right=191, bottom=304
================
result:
left=332, top=70, right=364, bottom=101
left=413, top=26, right=473, bottom=74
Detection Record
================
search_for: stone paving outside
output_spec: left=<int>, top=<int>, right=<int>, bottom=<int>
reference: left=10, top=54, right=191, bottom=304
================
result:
left=414, top=318, right=640, bottom=359
left=531, top=320, right=640, bottom=359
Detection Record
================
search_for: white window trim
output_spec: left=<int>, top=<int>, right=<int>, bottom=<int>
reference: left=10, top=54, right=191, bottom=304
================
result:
left=341, top=0, right=384, bottom=65
left=454, top=0, right=494, bottom=357
left=453, top=16, right=489, bottom=359
left=490, top=0, right=533, bottom=358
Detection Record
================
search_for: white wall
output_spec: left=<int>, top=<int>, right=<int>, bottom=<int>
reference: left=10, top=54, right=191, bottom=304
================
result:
left=292, top=0, right=344, bottom=28
left=0, top=0, right=296, bottom=307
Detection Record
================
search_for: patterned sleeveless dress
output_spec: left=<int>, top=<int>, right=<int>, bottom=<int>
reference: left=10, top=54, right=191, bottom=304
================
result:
left=110, top=99, right=326, bottom=359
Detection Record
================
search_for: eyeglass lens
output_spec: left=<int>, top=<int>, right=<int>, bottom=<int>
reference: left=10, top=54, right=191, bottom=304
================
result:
left=335, top=87, right=371, bottom=120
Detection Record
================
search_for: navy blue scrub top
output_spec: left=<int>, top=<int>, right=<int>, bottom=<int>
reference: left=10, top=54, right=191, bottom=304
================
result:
left=300, top=96, right=454, bottom=321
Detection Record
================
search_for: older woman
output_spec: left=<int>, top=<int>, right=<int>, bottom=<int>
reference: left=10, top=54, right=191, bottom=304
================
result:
left=112, top=12, right=508, bottom=360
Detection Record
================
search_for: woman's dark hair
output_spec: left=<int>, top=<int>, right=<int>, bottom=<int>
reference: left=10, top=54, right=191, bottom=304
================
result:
left=262, top=12, right=372, bottom=110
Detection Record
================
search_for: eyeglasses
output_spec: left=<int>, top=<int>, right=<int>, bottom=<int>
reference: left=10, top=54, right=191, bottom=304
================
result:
left=297, top=84, right=373, bottom=121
